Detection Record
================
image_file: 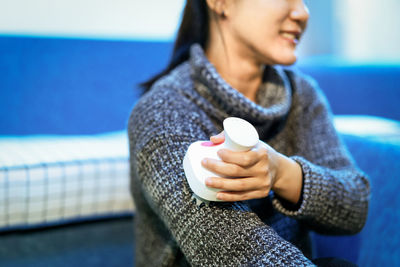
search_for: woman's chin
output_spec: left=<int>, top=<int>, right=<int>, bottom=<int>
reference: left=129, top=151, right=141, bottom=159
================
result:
left=264, top=51, right=297, bottom=66
left=276, top=54, right=298, bottom=66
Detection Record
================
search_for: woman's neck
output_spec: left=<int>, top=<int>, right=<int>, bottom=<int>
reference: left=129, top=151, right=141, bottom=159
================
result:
left=205, top=28, right=264, bottom=103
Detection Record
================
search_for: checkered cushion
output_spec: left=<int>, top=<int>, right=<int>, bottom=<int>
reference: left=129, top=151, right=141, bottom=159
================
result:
left=0, top=131, right=134, bottom=231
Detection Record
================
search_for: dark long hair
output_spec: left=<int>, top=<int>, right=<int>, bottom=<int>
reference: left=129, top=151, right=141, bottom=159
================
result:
left=140, top=0, right=209, bottom=91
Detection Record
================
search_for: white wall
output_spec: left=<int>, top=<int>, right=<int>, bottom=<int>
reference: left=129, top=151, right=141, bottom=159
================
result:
left=0, top=0, right=185, bottom=40
left=297, top=0, right=337, bottom=57
left=335, top=0, right=400, bottom=62
left=298, top=0, right=400, bottom=62
left=0, top=0, right=399, bottom=62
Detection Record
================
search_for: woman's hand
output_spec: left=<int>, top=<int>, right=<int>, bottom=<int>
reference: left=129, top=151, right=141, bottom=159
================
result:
left=202, top=132, right=303, bottom=203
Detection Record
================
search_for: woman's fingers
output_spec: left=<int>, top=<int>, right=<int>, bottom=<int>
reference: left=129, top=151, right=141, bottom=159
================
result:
left=199, top=139, right=280, bottom=202
left=217, top=148, right=266, bottom=167
left=210, top=131, right=225, bottom=144
left=201, top=158, right=248, bottom=177
left=202, top=149, right=269, bottom=178
left=205, top=176, right=270, bottom=192
left=216, top=190, right=270, bottom=201
left=201, top=140, right=275, bottom=202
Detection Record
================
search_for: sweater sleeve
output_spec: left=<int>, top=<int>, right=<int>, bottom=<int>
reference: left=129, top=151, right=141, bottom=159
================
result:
left=272, top=72, right=370, bottom=235
left=130, top=110, right=314, bottom=266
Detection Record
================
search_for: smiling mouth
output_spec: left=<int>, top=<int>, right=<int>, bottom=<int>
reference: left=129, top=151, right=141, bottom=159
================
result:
left=280, top=32, right=301, bottom=44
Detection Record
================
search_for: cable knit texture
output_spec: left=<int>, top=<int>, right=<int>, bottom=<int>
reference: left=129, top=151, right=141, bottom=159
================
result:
left=128, top=44, right=370, bottom=266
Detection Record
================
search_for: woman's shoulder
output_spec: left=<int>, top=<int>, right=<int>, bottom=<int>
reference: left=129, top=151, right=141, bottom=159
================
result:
left=154, top=62, right=193, bottom=91
left=128, top=62, right=212, bottom=146
left=133, top=62, right=196, bottom=115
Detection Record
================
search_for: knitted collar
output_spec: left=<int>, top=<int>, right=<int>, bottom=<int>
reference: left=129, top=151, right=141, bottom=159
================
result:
left=189, top=44, right=292, bottom=139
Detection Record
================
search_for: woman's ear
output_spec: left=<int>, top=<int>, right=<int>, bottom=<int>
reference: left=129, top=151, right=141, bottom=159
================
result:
left=205, top=0, right=227, bottom=17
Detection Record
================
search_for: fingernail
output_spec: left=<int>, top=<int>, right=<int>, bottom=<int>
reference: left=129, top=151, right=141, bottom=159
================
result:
left=202, top=159, right=207, bottom=165
left=205, top=178, right=213, bottom=186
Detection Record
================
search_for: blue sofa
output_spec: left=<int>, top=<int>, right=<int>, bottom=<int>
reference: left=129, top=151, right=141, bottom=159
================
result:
left=0, top=36, right=399, bottom=266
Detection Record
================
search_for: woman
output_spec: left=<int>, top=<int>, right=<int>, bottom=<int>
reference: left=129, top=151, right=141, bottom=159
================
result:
left=128, top=0, right=370, bottom=265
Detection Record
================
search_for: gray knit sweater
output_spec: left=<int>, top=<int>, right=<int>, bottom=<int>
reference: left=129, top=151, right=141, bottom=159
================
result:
left=128, top=44, right=370, bottom=266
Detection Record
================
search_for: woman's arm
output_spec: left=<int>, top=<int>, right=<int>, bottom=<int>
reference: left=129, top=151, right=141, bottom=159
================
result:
left=129, top=98, right=314, bottom=265
left=270, top=77, right=370, bottom=236
left=202, top=72, right=370, bottom=235
left=274, top=72, right=370, bottom=235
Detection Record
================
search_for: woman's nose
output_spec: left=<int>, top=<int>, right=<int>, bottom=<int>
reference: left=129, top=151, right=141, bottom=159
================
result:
left=290, top=1, right=310, bottom=23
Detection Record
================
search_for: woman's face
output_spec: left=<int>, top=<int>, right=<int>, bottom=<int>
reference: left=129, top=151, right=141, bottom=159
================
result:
left=224, top=0, right=309, bottom=66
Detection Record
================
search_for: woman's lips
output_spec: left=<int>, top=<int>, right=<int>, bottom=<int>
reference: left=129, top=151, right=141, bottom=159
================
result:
left=280, top=31, right=301, bottom=44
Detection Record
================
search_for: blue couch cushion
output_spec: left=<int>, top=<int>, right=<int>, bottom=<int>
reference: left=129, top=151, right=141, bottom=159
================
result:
left=298, top=62, right=400, bottom=121
left=313, top=132, right=400, bottom=266
left=1, top=36, right=399, bottom=135
left=0, top=36, right=172, bottom=135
